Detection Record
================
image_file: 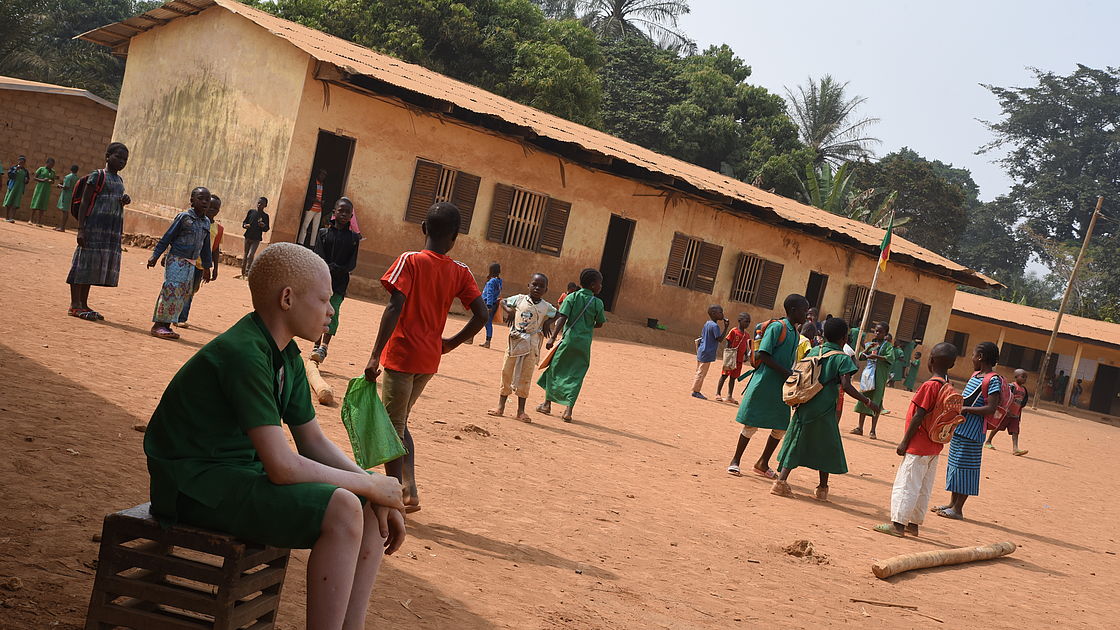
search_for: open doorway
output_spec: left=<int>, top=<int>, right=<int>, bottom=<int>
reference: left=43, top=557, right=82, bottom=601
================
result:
left=299, top=130, right=355, bottom=244
left=805, top=271, right=828, bottom=309
left=1090, top=364, right=1120, bottom=415
left=597, top=214, right=635, bottom=312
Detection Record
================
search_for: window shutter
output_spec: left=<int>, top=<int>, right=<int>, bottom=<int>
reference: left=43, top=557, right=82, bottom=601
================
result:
left=754, top=259, right=784, bottom=309
left=451, top=171, right=481, bottom=234
left=691, top=241, right=723, bottom=294
left=870, top=291, right=895, bottom=326
left=843, top=285, right=862, bottom=323
left=404, top=159, right=442, bottom=224
left=915, top=303, right=931, bottom=341
left=536, top=197, right=571, bottom=257
left=663, top=233, right=690, bottom=286
left=897, top=299, right=921, bottom=341
left=487, top=183, right=515, bottom=243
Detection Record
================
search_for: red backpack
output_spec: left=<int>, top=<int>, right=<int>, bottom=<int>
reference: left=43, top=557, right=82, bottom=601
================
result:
left=750, top=319, right=788, bottom=369
left=69, top=169, right=106, bottom=220
left=923, top=377, right=965, bottom=443
left=971, top=371, right=1013, bottom=430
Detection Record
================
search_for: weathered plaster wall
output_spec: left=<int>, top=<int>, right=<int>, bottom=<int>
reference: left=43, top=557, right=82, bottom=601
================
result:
left=111, top=7, right=305, bottom=237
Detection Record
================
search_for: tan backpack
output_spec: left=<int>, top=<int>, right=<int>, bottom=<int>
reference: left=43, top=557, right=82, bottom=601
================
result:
left=923, top=377, right=965, bottom=443
left=783, top=350, right=844, bottom=406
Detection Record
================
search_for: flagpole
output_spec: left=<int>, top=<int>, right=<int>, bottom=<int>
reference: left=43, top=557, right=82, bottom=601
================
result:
left=856, top=210, right=894, bottom=349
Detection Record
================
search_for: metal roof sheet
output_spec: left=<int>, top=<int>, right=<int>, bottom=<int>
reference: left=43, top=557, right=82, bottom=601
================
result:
left=0, top=75, right=117, bottom=110
left=78, top=0, right=999, bottom=288
left=952, top=291, right=1120, bottom=349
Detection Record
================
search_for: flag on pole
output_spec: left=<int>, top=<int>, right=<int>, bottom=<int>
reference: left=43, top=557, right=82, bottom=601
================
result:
left=878, top=213, right=894, bottom=272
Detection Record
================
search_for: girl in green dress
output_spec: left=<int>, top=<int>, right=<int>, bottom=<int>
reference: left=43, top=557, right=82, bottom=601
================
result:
left=772, top=317, right=880, bottom=501
left=3, top=155, right=29, bottom=223
left=536, top=268, right=606, bottom=422
left=904, top=351, right=922, bottom=391
left=29, top=157, right=57, bottom=226
left=851, top=321, right=894, bottom=439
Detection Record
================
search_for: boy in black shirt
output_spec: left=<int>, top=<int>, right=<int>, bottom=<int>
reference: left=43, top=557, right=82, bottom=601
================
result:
left=239, top=196, right=270, bottom=278
left=310, top=197, right=360, bottom=364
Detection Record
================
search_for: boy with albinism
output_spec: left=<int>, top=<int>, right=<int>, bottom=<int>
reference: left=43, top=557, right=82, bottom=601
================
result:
left=144, top=243, right=406, bottom=629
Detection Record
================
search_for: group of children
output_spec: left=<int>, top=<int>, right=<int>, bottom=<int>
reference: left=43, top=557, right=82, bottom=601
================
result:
left=4, top=155, right=82, bottom=230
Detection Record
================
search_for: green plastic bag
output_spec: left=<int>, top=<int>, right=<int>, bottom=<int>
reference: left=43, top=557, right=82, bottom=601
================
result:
left=340, top=377, right=407, bottom=469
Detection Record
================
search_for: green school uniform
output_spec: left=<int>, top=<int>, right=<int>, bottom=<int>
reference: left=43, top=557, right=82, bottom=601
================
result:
left=144, top=313, right=336, bottom=549
left=904, top=358, right=921, bottom=390
left=776, top=342, right=858, bottom=473
left=30, top=166, right=55, bottom=210
left=3, top=166, right=28, bottom=208
left=537, top=288, right=606, bottom=406
left=57, top=172, right=78, bottom=210
left=735, top=318, right=798, bottom=430
left=890, top=345, right=906, bottom=382
left=854, top=339, right=895, bottom=415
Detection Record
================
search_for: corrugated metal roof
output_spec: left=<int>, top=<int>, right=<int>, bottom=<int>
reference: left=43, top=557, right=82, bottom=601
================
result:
left=78, top=0, right=999, bottom=289
left=0, top=75, right=117, bottom=110
left=952, top=291, right=1120, bottom=349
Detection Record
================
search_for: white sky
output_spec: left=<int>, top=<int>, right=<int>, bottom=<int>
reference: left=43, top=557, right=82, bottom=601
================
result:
left=679, top=0, right=1117, bottom=202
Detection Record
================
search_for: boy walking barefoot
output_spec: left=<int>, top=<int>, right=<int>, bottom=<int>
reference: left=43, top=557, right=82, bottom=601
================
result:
left=310, top=198, right=361, bottom=364
left=148, top=187, right=213, bottom=340
left=727, top=294, right=809, bottom=478
left=692, top=305, right=730, bottom=400
left=716, top=312, right=751, bottom=403
left=985, top=368, right=1029, bottom=456
left=144, top=243, right=406, bottom=630
left=875, top=342, right=958, bottom=537
left=488, top=273, right=556, bottom=422
left=364, top=202, right=488, bottom=512
left=771, top=317, right=878, bottom=501
left=536, top=268, right=607, bottom=422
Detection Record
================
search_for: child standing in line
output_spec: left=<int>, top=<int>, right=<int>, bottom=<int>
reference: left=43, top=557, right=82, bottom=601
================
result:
left=364, top=202, right=488, bottom=512
left=67, top=143, right=131, bottom=321
left=851, top=322, right=894, bottom=439
left=874, top=341, right=959, bottom=537
left=4, top=156, right=29, bottom=223
left=29, top=157, right=57, bottom=226
left=727, top=294, right=809, bottom=478
left=309, top=198, right=360, bottom=364
left=904, top=351, right=922, bottom=391
left=147, top=187, right=213, bottom=340
left=487, top=273, right=556, bottom=422
left=55, top=164, right=79, bottom=232
left=716, top=312, right=752, bottom=403
left=985, top=368, right=1029, bottom=456
left=932, top=342, right=1003, bottom=521
left=239, top=196, right=270, bottom=278
left=176, top=195, right=224, bottom=329
left=692, top=305, right=730, bottom=400
left=771, top=317, right=878, bottom=501
left=537, top=268, right=607, bottom=422
left=479, top=262, right=503, bottom=349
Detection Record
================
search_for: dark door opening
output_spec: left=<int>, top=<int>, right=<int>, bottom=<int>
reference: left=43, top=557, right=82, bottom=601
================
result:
left=805, top=271, right=828, bottom=309
left=597, top=215, right=635, bottom=312
left=1090, top=364, right=1120, bottom=415
left=299, top=130, right=355, bottom=243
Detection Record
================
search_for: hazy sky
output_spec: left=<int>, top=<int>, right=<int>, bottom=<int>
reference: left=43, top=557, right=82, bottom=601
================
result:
left=679, top=0, right=1116, bottom=202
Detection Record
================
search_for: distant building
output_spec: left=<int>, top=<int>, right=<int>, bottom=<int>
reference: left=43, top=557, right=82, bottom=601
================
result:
left=81, top=0, right=997, bottom=338
left=948, top=291, right=1120, bottom=416
left=0, top=76, right=117, bottom=216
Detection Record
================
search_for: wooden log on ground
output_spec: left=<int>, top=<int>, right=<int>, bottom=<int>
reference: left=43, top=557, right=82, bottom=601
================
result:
left=872, top=542, right=1015, bottom=579
left=305, top=358, right=334, bottom=405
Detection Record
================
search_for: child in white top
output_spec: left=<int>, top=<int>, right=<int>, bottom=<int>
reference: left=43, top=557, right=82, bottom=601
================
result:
left=488, top=273, right=556, bottom=422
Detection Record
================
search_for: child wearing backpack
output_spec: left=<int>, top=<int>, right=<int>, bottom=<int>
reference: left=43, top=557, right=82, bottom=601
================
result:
left=932, top=341, right=1005, bottom=521
left=770, top=317, right=879, bottom=501
left=874, top=342, right=959, bottom=536
left=985, top=368, right=1029, bottom=456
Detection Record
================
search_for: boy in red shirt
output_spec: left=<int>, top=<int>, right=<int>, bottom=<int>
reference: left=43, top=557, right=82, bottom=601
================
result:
left=875, top=341, right=958, bottom=537
left=985, top=368, right=1029, bottom=456
left=364, top=202, right=488, bottom=512
left=715, top=312, right=751, bottom=403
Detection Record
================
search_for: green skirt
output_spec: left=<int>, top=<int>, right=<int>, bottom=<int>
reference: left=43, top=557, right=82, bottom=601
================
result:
left=776, top=409, right=848, bottom=474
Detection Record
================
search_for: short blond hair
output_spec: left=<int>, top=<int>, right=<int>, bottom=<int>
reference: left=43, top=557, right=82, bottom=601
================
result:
left=248, top=242, right=329, bottom=311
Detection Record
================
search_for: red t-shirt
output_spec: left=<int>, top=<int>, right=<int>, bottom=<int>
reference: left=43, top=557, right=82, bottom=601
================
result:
left=904, top=379, right=946, bottom=456
left=381, top=250, right=482, bottom=375
left=725, top=327, right=750, bottom=365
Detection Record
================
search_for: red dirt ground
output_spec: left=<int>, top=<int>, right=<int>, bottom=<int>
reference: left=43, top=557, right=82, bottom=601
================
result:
left=2, top=223, right=1118, bottom=629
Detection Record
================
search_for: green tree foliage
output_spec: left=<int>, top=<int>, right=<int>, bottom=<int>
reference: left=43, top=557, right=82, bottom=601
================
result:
left=799, top=161, right=906, bottom=229
left=785, top=75, right=880, bottom=166
left=261, top=0, right=605, bottom=126
left=0, top=0, right=159, bottom=102
left=576, top=0, right=693, bottom=52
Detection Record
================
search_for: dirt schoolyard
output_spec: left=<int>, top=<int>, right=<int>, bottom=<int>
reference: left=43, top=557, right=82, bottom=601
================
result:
left=1, top=223, right=1117, bottom=628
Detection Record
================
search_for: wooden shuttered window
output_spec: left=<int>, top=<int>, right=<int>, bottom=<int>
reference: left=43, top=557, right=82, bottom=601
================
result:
left=729, top=253, right=784, bottom=308
left=897, top=298, right=932, bottom=342
left=842, top=284, right=870, bottom=324
left=404, top=159, right=480, bottom=233
left=486, top=183, right=571, bottom=257
left=945, top=330, right=969, bottom=357
left=870, top=291, right=896, bottom=327
left=663, top=233, right=723, bottom=294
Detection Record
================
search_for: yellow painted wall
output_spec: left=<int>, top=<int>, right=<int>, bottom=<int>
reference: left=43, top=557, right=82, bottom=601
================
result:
left=111, top=7, right=305, bottom=227
left=276, top=66, right=961, bottom=337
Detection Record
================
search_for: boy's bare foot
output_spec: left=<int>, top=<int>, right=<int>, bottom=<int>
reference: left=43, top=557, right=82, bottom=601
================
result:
left=770, top=480, right=794, bottom=497
left=515, top=413, right=532, bottom=423
left=905, top=523, right=919, bottom=536
left=715, top=395, right=724, bottom=402
left=486, top=409, right=504, bottom=417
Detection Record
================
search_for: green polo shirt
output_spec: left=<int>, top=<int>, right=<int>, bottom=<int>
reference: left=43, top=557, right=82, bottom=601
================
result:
left=144, top=312, right=316, bottom=521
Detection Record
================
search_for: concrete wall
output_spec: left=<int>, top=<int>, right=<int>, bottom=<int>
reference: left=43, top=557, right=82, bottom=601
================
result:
left=110, top=7, right=306, bottom=238
left=0, top=89, right=115, bottom=218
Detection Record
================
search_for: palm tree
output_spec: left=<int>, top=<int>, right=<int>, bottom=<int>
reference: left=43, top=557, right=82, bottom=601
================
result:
left=799, top=162, right=908, bottom=230
left=576, top=0, right=694, bottom=51
left=786, top=75, right=880, bottom=166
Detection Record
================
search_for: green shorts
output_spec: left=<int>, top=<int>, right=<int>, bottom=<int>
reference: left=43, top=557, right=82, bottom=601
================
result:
left=172, top=462, right=342, bottom=549
left=328, top=293, right=344, bottom=335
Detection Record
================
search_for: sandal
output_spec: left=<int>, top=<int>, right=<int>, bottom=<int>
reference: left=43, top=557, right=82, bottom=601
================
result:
left=727, top=464, right=741, bottom=476
left=1013, top=449, right=1029, bottom=456
left=874, top=523, right=904, bottom=537
left=984, top=443, right=995, bottom=449
left=770, top=480, right=794, bottom=497
left=752, top=467, right=778, bottom=479
left=849, top=427, right=863, bottom=436
left=930, top=504, right=950, bottom=513
left=814, top=486, right=829, bottom=502
left=935, top=507, right=964, bottom=520
left=67, top=308, right=99, bottom=321
left=150, top=327, right=180, bottom=340
left=869, top=432, right=878, bottom=440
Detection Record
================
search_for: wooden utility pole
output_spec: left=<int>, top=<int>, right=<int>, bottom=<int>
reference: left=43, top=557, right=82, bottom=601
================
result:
left=1032, top=196, right=1104, bottom=409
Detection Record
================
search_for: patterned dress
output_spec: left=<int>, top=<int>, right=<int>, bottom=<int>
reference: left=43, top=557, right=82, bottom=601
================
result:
left=66, top=171, right=125, bottom=287
left=946, top=372, right=1002, bottom=496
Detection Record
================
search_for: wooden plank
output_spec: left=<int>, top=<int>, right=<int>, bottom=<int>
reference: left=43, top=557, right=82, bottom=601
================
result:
left=90, top=602, right=211, bottom=630
left=229, top=565, right=287, bottom=601
left=237, top=546, right=290, bottom=573
left=404, top=159, right=441, bottom=224
left=871, top=291, right=896, bottom=327
left=112, top=545, right=224, bottom=585
left=229, top=593, right=282, bottom=628
left=99, top=573, right=218, bottom=616
left=451, top=171, right=481, bottom=233
left=486, top=183, right=515, bottom=243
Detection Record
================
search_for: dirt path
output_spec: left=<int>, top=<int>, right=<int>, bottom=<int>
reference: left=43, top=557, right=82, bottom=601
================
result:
left=1, top=222, right=1117, bottom=628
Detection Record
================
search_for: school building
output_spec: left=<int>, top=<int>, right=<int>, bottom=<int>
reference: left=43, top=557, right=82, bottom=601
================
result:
left=947, top=291, right=1120, bottom=416
left=0, top=75, right=117, bottom=216
left=80, top=0, right=997, bottom=341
